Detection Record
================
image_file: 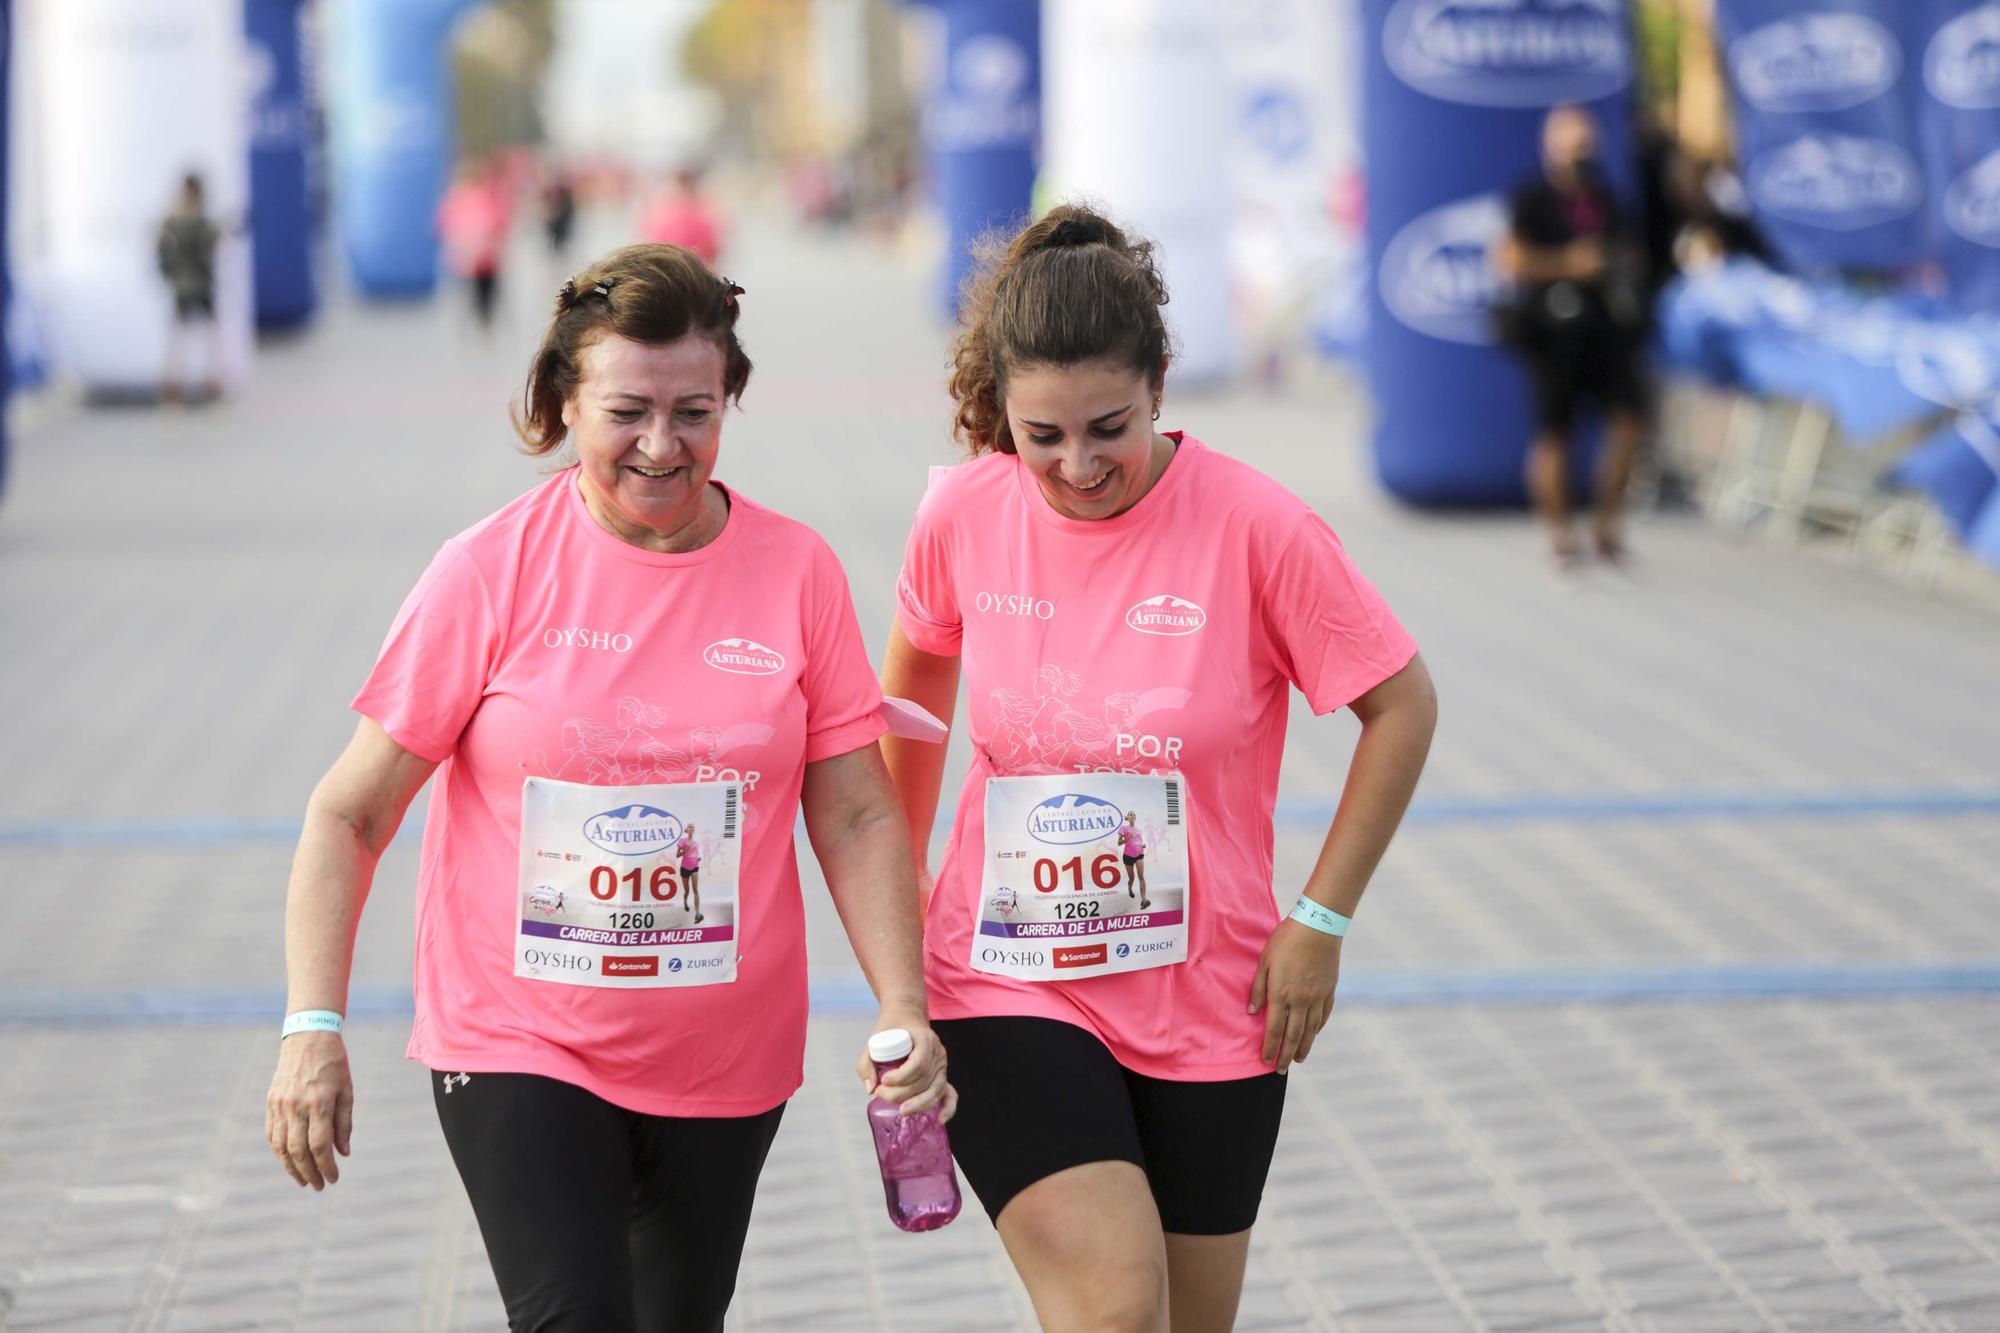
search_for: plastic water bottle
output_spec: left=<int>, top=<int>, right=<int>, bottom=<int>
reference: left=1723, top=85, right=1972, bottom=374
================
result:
left=865, top=1029, right=961, bottom=1232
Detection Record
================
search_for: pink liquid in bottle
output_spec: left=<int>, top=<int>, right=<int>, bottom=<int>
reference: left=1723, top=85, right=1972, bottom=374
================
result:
left=866, top=1029, right=962, bottom=1232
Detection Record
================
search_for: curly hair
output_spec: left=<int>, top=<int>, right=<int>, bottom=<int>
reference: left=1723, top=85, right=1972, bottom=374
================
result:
left=947, top=203, right=1174, bottom=456
left=515, top=244, right=752, bottom=455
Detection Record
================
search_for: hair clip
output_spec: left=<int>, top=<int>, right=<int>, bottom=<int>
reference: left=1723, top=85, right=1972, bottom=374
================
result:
left=721, top=279, right=745, bottom=310
left=557, top=278, right=579, bottom=310
left=592, top=279, right=615, bottom=299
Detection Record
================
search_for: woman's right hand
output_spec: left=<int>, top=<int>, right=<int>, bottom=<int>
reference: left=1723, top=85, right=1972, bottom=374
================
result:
left=266, top=1031, right=354, bottom=1190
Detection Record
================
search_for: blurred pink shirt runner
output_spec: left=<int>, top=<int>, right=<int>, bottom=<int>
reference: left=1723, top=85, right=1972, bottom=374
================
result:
left=640, top=192, right=726, bottom=264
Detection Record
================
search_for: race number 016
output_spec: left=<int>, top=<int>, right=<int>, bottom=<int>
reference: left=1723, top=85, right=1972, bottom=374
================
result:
left=1031, top=855, right=1122, bottom=893
left=588, top=865, right=678, bottom=902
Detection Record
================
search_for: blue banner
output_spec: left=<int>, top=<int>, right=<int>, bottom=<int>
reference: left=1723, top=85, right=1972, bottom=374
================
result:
left=1714, top=0, right=1927, bottom=274
left=1363, top=0, right=1637, bottom=505
left=1, top=0, right=9, bottom=504
left=1910, top=1, right=2000, bottom=310
left=246, top=0, right=316, bottom=327
left=332, top=0, right=482, bottom=297
left=918, top=0, right=1039, bottom=314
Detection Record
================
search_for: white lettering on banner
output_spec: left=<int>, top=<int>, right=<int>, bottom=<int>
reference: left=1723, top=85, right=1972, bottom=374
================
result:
left=1730, top=14, right=1901, bottom=114
left=1380, top=193, right=1509, bottom=346
left=928, top=33, right=1038, bottom=152
left=1946, top=151, right=2000, bottom=248
left=1383, top=0, right=1629, bottom=108
left=543, top=627, right=634, bottom=653
left=1748, top=135, right=1922, bottom=230
left=974, top=591, right=1056, bottom=620
left=1926, top=6, right=2000, bottom=110
left=1113, top=733, right=1185, bottom=763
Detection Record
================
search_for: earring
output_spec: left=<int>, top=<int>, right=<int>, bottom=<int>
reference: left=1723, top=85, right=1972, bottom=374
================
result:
left=1152, top=403, right=1161, bottom=421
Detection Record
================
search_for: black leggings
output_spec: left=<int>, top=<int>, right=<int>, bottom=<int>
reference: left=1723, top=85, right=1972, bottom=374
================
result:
left=432, top=1070, right=784, bottom=1332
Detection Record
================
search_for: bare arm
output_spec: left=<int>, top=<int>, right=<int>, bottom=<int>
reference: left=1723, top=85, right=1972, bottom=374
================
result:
left=802, top=742, right=953, bottom=1119
left=878, top=621, right=962, bottom=886
left=1252, top=654, right=1438, bottom=1071
left=267, top=718, right=437, bottom=1190
left=1493, top=231, right=1605, bottom=283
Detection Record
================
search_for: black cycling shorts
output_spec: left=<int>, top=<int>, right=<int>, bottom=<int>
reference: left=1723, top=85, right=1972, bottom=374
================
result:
left=932, top=1016, right=1286, bottom=1236
left=432, top=1069, right=783, bottom=1332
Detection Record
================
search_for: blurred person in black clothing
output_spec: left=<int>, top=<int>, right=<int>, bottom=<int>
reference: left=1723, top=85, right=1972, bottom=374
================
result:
left=157, top=172, right=223, bottom=403
left=1494, top=105, right=1649, bottom=567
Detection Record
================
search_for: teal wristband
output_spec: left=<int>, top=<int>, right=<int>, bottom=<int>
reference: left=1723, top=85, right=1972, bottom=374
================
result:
left=282, top=1010, right=344, bottom=1038
left=1289, top=897, right=1351, bottom=938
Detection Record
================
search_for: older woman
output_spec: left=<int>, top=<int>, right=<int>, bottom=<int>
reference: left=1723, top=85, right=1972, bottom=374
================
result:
left=266, top=244, right=947, bottom=1333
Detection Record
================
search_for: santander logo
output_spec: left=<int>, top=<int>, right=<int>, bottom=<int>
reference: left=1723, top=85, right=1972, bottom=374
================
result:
left=1126, top=595, right=1207, bottom=637
left=703, top=637, right=786, bottom=676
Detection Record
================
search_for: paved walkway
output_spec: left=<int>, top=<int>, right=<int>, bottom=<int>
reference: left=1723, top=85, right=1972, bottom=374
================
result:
left=1, top=212, right=1997, bottom=1330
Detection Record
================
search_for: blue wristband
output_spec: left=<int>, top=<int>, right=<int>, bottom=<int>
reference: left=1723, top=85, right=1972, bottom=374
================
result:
left=282, top=1009, right=344, bottom=1038
left=1289, top=897, right=1352, bottom=938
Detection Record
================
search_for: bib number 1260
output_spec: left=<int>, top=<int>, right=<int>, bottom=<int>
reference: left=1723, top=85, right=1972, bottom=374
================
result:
left=1030, top=855, right=1122, bottom=894
left=588, top=865, right=678, bottom=902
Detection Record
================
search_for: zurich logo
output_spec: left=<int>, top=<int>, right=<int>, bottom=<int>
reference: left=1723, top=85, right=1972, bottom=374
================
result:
left=1243, top=89, right=1311, bottom=165
left=954, top=34, right=1028, bottom=100
left=582, top=804, right=684, bottom=857
left=1926, top=5, right=2000, bottom=109
left=1384, top=0, right=1629, bottom=108
left=1897, top=324, right=2000, bottom=408
left=1116, top=943, right=1131, bottom=959
left=703, top=638, right=786, bottom=676
left=668, top=957, right=684, bottom=973
left=1126, top=595, right=1206, bottom=636
left=1026, top=793, right=1124, bottom=847
left=1380, top=193, right=1508, bottom=345
left=1730, top=14, right=1900, bottom=114
left=1946, top=151, right=2000, bottom=248
left=1747, top=135, right=1921, bottom=229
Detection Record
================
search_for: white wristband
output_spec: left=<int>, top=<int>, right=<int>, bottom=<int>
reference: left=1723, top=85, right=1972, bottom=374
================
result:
left=282, top=1009, right=344, bottom=1038
left=1289, top=897, right=1351, bottom=938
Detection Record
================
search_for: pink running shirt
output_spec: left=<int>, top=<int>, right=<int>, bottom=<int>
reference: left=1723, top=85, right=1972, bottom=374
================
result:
left=354, top=471, right=886, bottom=1115
left=897, top=435, right=1417, bottom=1080
left=1120, top=824, right=1146, bottom=858
left=678, top=834, right=701, bottom=872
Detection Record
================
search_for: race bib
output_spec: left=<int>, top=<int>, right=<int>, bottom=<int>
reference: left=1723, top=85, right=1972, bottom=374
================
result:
left=516, top=777, right=741, bottom=988
left=974, top=772, right=1188, bottom=981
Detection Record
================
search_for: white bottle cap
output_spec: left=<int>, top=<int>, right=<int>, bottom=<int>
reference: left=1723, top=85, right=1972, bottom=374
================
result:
left=867, top=1029, right=914, bottom=1062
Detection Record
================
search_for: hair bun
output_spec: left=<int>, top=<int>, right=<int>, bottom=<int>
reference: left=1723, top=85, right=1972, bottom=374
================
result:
left=1046, top=217, right=1104, bottom=249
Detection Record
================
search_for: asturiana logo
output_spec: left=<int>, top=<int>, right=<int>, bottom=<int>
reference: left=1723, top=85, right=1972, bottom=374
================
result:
left=1384, top=0, right=1629, bottom=108
left=1748, top=135, right=1921, bottom=229
left=1381, top=193, right=1509, bottom=345
left=1946, top=151, right=2000, bottom=248
left=1926, top=6, right=2000, bottom=110
left=703, top=638, right=786, bottom=676
left=1730, top=14, right=1900, bottom=114
left=582, top=804, right=684, bottom=857
left=1126, top=595, right=1207, bottom=636
left=1025, top=793, right=1124, bottom=847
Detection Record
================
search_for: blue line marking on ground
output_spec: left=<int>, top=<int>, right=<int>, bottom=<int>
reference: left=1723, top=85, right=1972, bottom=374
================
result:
left=4, top=789, right=1997, bottom=852
left=4, top=963, right=1997, bottom=1027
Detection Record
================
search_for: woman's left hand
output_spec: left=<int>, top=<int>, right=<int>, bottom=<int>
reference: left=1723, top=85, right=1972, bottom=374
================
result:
left=1249, top=920, right=1343, bottom=1073
left=856, top=1011, right=958, bottom=1123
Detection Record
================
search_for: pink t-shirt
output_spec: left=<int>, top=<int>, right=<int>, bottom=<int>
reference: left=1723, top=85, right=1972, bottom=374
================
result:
left=677, top=834, right=701, bottom=872
left=354, top=471, right=886, bottom=1116
left=897, top=435, right=1417, bottom=1081
left=1119, top=824, right=1146, bottom=858
left=639, top=197, right=725, bottom=265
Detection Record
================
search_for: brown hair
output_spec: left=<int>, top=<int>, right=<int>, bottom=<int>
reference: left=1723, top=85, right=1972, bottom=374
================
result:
left=947, top=203, right=1173, bottom=456
left=516, top=244, right=751, bottom=455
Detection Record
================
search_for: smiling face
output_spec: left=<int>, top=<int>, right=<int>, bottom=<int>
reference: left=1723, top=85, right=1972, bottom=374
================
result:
left=563, top=333, right=726, bottom=546
left=1004, top=358, right=1168, bottom=520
